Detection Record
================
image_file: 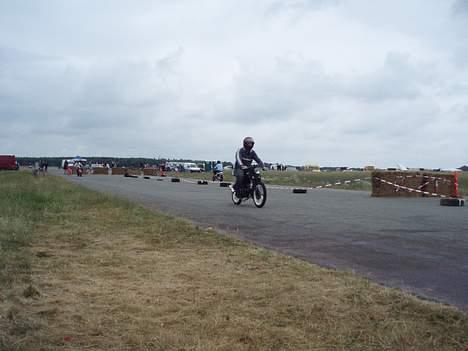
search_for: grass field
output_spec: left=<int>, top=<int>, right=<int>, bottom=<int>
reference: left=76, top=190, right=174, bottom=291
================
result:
left=1, top=171, right=467, bottom=350
left=167, top=170, right=372, bottom=191
left=169, top=170, right=468, bottom=195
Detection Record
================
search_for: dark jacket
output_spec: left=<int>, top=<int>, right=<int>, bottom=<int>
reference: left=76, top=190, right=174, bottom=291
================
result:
left=234, top=148, right=264, bottom=176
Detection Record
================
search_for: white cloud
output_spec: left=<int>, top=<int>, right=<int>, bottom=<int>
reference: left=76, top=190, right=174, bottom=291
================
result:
left=0, top=0, right=467, bottom=168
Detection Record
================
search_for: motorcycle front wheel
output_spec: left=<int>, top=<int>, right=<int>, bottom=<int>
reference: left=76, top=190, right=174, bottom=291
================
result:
left=253, top=182, right=267, bottom=208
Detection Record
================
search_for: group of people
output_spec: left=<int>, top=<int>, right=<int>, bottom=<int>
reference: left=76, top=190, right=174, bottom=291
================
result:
left=63, top=160, right=86, bottom=176
left=32, top=160, right=48, bottom=176
left=56, top=136, right=264, bottom=187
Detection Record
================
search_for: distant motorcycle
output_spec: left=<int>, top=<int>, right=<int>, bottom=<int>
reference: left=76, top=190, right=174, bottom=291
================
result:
left=212, top=171, right=224, bottom=182
left=76, top=167, right=83, bottom=177
left=231, top=166, right=267, bottom=208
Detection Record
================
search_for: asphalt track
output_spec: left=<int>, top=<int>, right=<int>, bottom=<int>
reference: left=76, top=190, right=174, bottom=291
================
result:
left=62, top=173, right=468, bottom=310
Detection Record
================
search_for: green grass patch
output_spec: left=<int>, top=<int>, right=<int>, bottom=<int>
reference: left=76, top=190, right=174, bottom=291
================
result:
left=168, top=170, right=372, bottom=191
left=1, top=172, right=467, bottom=350
left=262, top=170, right=372, bottom=190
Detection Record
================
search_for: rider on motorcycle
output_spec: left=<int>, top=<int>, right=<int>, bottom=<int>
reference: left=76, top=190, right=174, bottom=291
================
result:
left=233, top=137, right=265, bottom=193
left=213, top=161, right=224, bottom=181
left=213, top=161, right=223, bottom=175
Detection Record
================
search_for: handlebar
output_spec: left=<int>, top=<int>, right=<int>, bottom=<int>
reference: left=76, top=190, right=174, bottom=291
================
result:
left=241, top=165, right=266, bottom=171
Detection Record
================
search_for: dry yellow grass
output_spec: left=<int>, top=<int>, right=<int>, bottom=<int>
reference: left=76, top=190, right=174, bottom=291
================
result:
left=1, top=173, right=467, bottom=350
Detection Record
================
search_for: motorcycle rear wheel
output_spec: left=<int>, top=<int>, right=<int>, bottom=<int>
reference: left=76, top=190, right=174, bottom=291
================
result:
left=232, top=191, right=242, bottom=205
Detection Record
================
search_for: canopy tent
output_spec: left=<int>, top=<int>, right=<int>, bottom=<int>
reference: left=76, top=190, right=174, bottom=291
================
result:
left=72, top=156, right=87, bottom=162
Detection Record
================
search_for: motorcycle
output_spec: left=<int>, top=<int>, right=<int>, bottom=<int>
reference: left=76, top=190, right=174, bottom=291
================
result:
left=231, top=166, right=267, bottom=208
left=212, top=171, right=224, bottom=182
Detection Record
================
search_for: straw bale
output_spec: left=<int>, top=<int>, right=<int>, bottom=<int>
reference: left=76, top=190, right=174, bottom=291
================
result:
left=111, top=167, right=126, bottom=175
left=372, top=171, right=455, bottom=197
left=92, top=167, right=109, bottom=175
left=143, top=168, right=159, bottom=176
left=127, top=168, right=142, bottom=176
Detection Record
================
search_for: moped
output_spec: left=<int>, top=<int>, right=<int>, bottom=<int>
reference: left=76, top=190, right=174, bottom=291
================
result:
left=231, top=166, right=267, bottom=208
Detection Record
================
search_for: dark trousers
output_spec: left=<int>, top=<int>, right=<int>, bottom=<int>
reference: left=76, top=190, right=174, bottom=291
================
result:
left=233, top=169, right=247, bottom=192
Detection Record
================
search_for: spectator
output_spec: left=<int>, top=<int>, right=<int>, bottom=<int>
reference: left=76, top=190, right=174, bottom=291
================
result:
left=63, top=160, right=69, bottom=175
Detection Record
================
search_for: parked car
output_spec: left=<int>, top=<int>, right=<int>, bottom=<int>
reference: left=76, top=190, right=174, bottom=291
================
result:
left=183, top=162, right=202, bottom=172
left=0, top=155, right=19, bottom=170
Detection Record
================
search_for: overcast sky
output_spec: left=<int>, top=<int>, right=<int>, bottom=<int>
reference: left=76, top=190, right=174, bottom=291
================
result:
left=1, top=0, right=467, bottom=168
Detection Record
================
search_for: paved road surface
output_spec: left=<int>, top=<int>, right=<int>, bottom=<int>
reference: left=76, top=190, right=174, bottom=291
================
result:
left=61, top=172, right=468, bottom=310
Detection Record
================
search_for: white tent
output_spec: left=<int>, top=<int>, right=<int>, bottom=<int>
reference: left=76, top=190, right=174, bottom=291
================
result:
left=72, top=156, right=87, bottom=162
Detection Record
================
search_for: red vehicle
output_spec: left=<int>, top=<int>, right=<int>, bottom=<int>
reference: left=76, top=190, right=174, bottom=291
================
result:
left=0, top=155, right=19, bottom=170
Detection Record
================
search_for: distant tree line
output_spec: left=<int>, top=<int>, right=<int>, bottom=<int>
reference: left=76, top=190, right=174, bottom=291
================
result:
left=16, top=157, right=232, bottom=169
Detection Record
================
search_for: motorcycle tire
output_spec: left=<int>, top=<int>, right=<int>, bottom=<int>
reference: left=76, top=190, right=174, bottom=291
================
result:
left=253, top=182, right=267, bottom=208
left=232, top=191, right=242, bottom=205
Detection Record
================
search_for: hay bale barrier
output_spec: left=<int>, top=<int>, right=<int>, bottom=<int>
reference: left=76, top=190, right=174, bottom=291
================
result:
left=127, top=168, right=143, bottom=176
left=143, top=168, right=159, bottom=176
left=111, top=167, right=126, bottom=175
left=92, top=167, right=109, bottom=175
left=372, top=171, right=456, bottom=198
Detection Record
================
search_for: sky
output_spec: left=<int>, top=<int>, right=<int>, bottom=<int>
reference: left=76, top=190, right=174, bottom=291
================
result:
left=1, top=0, right=467, bottom=168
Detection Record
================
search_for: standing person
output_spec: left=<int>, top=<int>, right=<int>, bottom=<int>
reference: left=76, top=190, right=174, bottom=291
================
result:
left=63, top=160, right=69, bottom=175
left=233, top=137, right=264, bottom=193
left=159, top=162, right=166, bottom=177
left=76, top=162, right=83, bottom=177
left=33, top=161, right=40, bottom=177
left=40, top=160, right=47, bottom=175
